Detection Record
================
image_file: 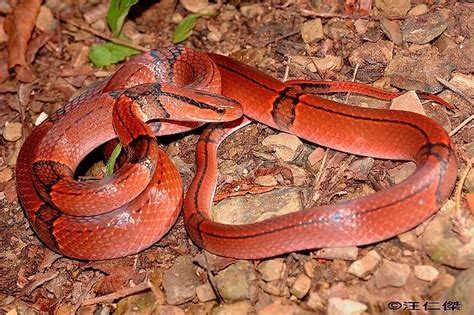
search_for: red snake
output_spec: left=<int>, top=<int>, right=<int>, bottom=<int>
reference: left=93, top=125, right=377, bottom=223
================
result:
left=16, top=47, right=457, bottom=260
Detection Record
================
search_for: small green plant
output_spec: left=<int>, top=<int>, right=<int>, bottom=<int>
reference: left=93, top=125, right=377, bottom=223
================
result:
left=89, top=0, right=140, bottom=67
left=172, top=13, right=205, bottom=44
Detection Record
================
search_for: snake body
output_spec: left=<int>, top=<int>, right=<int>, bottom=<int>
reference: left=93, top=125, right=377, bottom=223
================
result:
left=16, top=47, right=457, bottom=260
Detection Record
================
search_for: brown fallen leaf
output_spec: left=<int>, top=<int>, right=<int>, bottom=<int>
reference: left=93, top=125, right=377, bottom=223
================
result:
left=4, top=0, right=42, bottom=82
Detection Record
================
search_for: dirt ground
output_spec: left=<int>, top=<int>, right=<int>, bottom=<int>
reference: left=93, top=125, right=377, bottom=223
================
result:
left=1, top=0, right=473, bottom=314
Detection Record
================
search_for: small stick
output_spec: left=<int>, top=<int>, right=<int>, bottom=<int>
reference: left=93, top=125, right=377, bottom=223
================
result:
left=449, top=114, right=474, bottom=137
left=82, top=281, right=150, bottom=305
left=437, top=77, right=471, bottom=105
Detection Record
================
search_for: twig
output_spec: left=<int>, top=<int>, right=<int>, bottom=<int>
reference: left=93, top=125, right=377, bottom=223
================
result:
left=82, top=281, right=150, bottom=305
left=72, top=273, right=97, bottom=313
left=23, top=271, right=59, bottom=296
left=449, top=114, right=474, bottom=137
left=60, top=18, right=149, bottom=53
left=437, top=77, right=472, bottom=105
left=300, top=9, right=408, bottom=20
left=344, top=63, right=359, bottom=104
left=262, top=30, right=300, bottom=47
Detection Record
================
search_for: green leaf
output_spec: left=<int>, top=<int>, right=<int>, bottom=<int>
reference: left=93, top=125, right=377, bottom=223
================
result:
left=172, top=13, right=203, bottom=44
left=107, top=0, right=139, bottom=37
left=89, top=42, right=140, bottom=67
left=106, top=143, right=123, bottom=176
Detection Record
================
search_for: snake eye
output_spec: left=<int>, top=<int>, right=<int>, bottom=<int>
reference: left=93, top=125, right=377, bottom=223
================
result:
left=216, top=107, right=225, bottom=115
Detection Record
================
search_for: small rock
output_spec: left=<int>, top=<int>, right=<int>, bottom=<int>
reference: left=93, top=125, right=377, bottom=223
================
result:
left=421, top=200, right=474, bottom=269
left=374, top=259, right=411, bottom=288
left=258, top=301, right=312, bottom=315
left=308, top=148, right=326, bottom=166
left=262, top=133, right=304, bottom=162
left=445, top=267, right=474, bottom=314
left=348, top=157, right=374, bottom=180
left=348, top=41, right=394, bottom=83
left=434, top=33, right=458, bottom=53
left=401, top=12, right=448, bottom=44
left=196, top=283, right=217, bottom=302
left=450, top=73, right=474, bottom=98
left=240, top=3, right=264, bottom=18
left=114, top=292, right=156, bottom=315
left=286, top=165, right=307, bottom=186
left=2, top=122, right=22, bottom=141
left=380, top=19, right=403, bottom=45
left=325, top=18, right=351, bottom=40
left=257, top=258, right=286, bottom=282
left=301, top=18, right=324, bottom=44
left=327, top=297, right=368, bottom=315
left=255, top=175, right=278, bottom=187
left=414, top=265, right=439, bottom=282
left=214, top=262, right=257, bottom=302
left=385, top=55, right=455, bottom=93
left=162, top=256, right=200, bottom=305
left=429, top=273, right=456, bottom=299
left=181, top=0, right=208, bottom=13
left=397, top=230, right=419, bottom=248
left=83, top=3, right=108, bottom=24
left=374, top=0, right=411, bottom=16
left=388, top=162, right=416, bottom=184
left=212, top=300, right=254, bottom=315
left=0, top=167, right=13, bottom=183
left=213, top=188, right=302, bottom=224
left=35, top=112, right=48, bottom=126
left=303, top=259, right=316, bottom=278
left=260, top=279, right=288, bottom=296
left=348, top=250, right=382, bottom=278
left=153, top=305, right=185, bottom=315
left=35, top=5, right=57, bottom=32
left=306, top=291, right=325, bottom=310
left=408, top=4, right=430, bottom=16
left=290, top=273, right=311, bottom=298
left=291, top=55, right=343, bottom=73
left=390, top=91, right=426, bottom=115
left=207, top=31, right=222, bottom=42
left=314, top=247, right=359, bottom=261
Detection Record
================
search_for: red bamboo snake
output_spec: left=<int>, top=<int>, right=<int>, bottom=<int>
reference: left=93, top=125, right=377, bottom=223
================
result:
left=16, top=46, right=457, bottom=260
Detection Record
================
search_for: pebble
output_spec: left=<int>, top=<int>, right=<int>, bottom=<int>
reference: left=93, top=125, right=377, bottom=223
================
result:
left=348, top=250, right=382, bottom=278
left=181, top=0, right=208, bottom=13
left=3, top=122, right=22, bottom=142
left=374, top=0, right=410, bottom=16
left=348, top=157, right=374, bottom=180
left=162, top=255, right=200, bottom=305
left=408, top=4, right=430, bottom=16
left=35, top=5, right=57, bottom=32
left=0, top=167, right=13, bottom=183
left=306, top=291, right=325, bottom=310
left=374, top=259, right=411, bottom=288
left=262, top=133, right=304, bottom=162
left=348, top=41, right=394, bottom=82
left=401, top=12, right=448, bottom=44
left=421, top=200, right=474, bottom=269
left=450, top=73, right=474, bottom=98
left=240, top=3, right=264, bottom=18
left=286, top=165, right=307, bottom=186
left=429, top=273, right=456, bottom=299
left=327, top=297, right=368, bottom=315
left=196, top=283, right=217, bottom=302
left=214, top=262, right=257, bottom=302
left=397, top=230, right=419, bottom=248
left=314, top=247, right=359, bottom=261
left=387, top=162, right=416, bottom=184
left=257, top=258, right=286, bottom=282
left=258, top=301, right=313, bottom=315
left=301, top=18, right=324, bottom=44
left=303, top=259, right=316, bottom=278
left=255, top=175, right=278, bottom=187
left=325, top=19, right=351, bottom=40
left=414, top=265, right=440, bottom=282
left=212, top=300, right=254, bottom=315
left=385, top=55, right=455, bottom=93
left=308, top=147, right=326, bottom=166
left=290, top=273, right=311, bottom=298
left=114, top=291, right=156, bottom=315
left=380, top=19, right=403, bottom=45
left=390, top=91, right=426, bottom=115
left=213, top=188, right=302, bottom=225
